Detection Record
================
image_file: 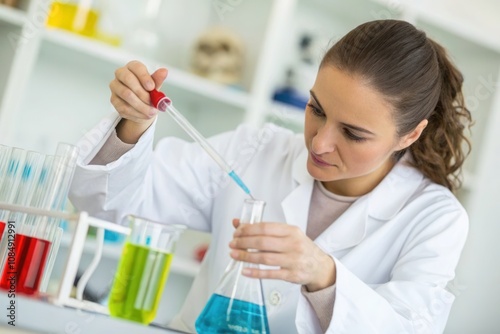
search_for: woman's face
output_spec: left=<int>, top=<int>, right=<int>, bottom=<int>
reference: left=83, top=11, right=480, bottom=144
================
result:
left=304, top=66, right=408, bottom=196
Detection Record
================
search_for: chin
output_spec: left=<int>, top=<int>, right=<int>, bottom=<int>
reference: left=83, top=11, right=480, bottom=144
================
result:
left=306, top=160, right=337, bottom=182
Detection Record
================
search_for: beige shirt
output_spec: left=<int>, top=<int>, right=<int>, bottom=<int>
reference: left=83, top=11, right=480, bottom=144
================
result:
left=92, top=130, right=358, bottom=333
left=302, top=180, right=358, bottom=332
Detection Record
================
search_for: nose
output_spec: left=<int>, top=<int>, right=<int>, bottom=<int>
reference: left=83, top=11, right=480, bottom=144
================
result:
left=311, top=123, right=337, bottom=155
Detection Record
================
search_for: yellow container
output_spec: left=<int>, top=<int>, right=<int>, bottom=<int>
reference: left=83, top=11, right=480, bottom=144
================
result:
left=46, top=1, right=100, bottom=37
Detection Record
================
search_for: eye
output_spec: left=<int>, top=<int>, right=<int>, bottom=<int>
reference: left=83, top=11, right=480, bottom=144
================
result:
left=307, top=103, right=324, bottom=117
left=344, top=129, right=366, bottom=142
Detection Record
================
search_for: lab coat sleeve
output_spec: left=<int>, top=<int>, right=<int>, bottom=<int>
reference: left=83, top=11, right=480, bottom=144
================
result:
left=296, top=206, right=468, bottom=334
left=301, top=284, right=336, bottom=332
left=69, top=112, right=159, bottom=225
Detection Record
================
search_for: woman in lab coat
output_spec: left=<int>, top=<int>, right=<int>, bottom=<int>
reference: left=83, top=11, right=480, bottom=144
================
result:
left=70, top=20, right=472, bottom=333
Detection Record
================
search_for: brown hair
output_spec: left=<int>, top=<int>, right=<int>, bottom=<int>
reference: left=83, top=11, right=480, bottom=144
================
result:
left=321, top=20, right=472, bottom=192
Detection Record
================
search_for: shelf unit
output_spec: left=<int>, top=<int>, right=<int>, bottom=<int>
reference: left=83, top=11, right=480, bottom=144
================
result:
left=41, top=29, right=251, bottom=109
left=0, top=0, right=499, bottom=332
left=0, top=4, right=27, bottom=26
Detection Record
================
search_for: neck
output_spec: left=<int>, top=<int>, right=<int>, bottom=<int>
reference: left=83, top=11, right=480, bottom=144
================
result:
left=323, top=159, right=395, bottom=197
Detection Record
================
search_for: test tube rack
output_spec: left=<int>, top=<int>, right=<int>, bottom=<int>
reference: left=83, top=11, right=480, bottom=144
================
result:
left=0, top=201, right=130, bottom=314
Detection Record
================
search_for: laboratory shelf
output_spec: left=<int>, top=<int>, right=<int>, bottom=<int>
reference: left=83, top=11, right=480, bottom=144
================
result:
left=0, top=4, right=27, bottom=26
left=266, top=101, right=305, bottom=133
left=40, top=28, right=251, bottom=109
left=59, top=233, right=202, bottom=278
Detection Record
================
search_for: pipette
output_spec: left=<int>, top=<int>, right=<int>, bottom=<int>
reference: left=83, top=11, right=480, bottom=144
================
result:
left=150, top=89, right=254, bottom=199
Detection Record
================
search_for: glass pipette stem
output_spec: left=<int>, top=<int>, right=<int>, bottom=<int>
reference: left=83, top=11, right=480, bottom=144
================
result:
left=150, top=89, right=254, bottom=199
left=163, top=102, right=254, bottom=199
left=163, top=102, right=231, bottom=172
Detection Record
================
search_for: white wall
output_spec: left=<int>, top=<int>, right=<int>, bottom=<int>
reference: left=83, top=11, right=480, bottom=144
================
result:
left=444, top=67, right=500, bottom=334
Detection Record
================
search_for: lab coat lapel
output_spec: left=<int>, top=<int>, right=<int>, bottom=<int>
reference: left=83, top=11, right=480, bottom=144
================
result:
left=261, top=150, right=312, bottom=329
left=281, top=149, right=314, bottom=232
left=314, top=196, right=370, bottom=253
left=367, top=158, right=423, bottom=221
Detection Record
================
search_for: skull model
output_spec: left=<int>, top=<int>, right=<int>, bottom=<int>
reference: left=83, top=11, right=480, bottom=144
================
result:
left=190, top=27, right=244, bottom=85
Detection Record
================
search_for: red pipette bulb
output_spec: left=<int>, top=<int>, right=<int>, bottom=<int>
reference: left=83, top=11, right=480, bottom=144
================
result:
left=149, top=89, right=172, bottom=112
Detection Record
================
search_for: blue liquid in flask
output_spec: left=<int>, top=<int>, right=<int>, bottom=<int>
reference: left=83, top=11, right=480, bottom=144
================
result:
left=195, top=294, right=270, bottom=334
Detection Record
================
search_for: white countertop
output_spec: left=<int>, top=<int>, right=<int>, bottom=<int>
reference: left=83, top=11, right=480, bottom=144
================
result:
left=0, top=292, right=188, bottom=334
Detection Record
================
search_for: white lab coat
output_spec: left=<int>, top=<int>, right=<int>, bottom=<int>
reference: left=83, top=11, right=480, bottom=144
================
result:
left=70, top=112, right=468, bottom=334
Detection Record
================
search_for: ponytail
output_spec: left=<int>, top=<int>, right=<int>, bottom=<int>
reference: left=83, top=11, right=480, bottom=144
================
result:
left=409, top=39, right=472, bottom=191
left=321, top=20, right=473, bottom=192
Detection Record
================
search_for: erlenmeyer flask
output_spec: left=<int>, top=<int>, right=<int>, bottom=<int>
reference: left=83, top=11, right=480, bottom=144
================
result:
left=195, top=199, right=270, bottom=334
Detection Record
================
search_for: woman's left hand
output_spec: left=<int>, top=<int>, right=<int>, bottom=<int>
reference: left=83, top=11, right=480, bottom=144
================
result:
left=229, top=219, right=336, bottom=292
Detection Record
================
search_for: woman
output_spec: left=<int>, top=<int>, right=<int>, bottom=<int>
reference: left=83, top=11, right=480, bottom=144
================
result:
left=70, top=20, right=472, bottom=333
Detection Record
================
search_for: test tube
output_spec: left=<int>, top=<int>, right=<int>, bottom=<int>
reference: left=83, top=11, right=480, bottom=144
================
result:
left=0, top=151, right=43, bottom=271
left=39, top=226, right=63, bottom=293
left=11, top=151, right=45, bottom=233
left=38, top=143, right=78, bottom=294
left=0, top=147, right=26, bottom=201
left=0, top=148, right=27, bottom=285
left=0, top=145, right=13, bottom=189
left=28, top=155, right=66, bottom=240
left=0, top=147, right=27, bottom=221
left=52, top=142, right=79, bottom=211
left=29, top=155, right=56, bottom=210
left=0, top=145, right=12, bottom=243
left=12, top=151, right=44, bottom=207
left=44, top=144, right=78, bottom=252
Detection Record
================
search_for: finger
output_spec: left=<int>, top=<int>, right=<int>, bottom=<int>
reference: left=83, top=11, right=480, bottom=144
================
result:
left=151, top=68, right=168, bottom=90
left=110, top=78, right=155, bottom=117
left=234, top=222, right=299, bottom=238
left=127, top=60, right=155, bottom=91
left=110, top=93, right=155, bottom=122
left=230, top=249, right=315, bottom=284
left=230, top=249, right=285, bottom=267
left=114, top=68, right=151, bottom=106
left=232, top=219, right=240, bottom=229
left=229, top=235, right=293, bottom=253
left=241, top=267, right=289, bottom=281
left=242, top=267, right=309, bottom=284
left=231, top=245, right=316, bottom=271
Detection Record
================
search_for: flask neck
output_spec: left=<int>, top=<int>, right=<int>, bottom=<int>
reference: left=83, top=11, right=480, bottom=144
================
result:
left=240, top=199, right=265, bottom=225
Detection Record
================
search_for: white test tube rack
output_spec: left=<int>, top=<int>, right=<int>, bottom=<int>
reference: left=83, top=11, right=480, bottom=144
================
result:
left=0, top=202, right=130, bottom=314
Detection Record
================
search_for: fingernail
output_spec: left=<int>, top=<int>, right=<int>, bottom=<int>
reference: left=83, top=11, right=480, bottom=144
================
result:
left=229, top=240, right=235, bottom=248
left=242, top=268, right=251, bottom=276
left=230, top=250, right=238, bottom=258
left=149, top=109, right=157, bottom=117
left=147, top=81, right=154, bottom=90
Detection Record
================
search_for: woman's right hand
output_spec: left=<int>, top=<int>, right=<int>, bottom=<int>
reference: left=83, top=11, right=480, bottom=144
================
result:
left=109, top=60, right=168, bottom=144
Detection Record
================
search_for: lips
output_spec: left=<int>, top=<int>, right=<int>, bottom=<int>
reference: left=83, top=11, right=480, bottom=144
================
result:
left=310, top=152, right=334, bottom=167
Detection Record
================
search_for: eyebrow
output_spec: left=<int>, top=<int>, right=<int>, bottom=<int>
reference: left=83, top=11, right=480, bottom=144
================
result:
left=309, top=90, right=375, bottom=136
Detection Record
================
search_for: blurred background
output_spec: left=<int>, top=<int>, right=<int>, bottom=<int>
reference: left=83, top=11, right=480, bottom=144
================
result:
left=0, top=0, right=498, bottom=332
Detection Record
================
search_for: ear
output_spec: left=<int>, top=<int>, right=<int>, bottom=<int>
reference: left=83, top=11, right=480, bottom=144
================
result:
left=397, top=119, right=428, bottom=150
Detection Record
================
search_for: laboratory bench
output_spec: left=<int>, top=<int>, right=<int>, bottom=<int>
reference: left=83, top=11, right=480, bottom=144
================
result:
left=0, top=292, right=187, bottom=334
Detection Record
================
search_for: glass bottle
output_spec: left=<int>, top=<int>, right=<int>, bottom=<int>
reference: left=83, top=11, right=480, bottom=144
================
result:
left=46, top=0, right=100, bottom=38
left=195, top=199, right=270, bottom=334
